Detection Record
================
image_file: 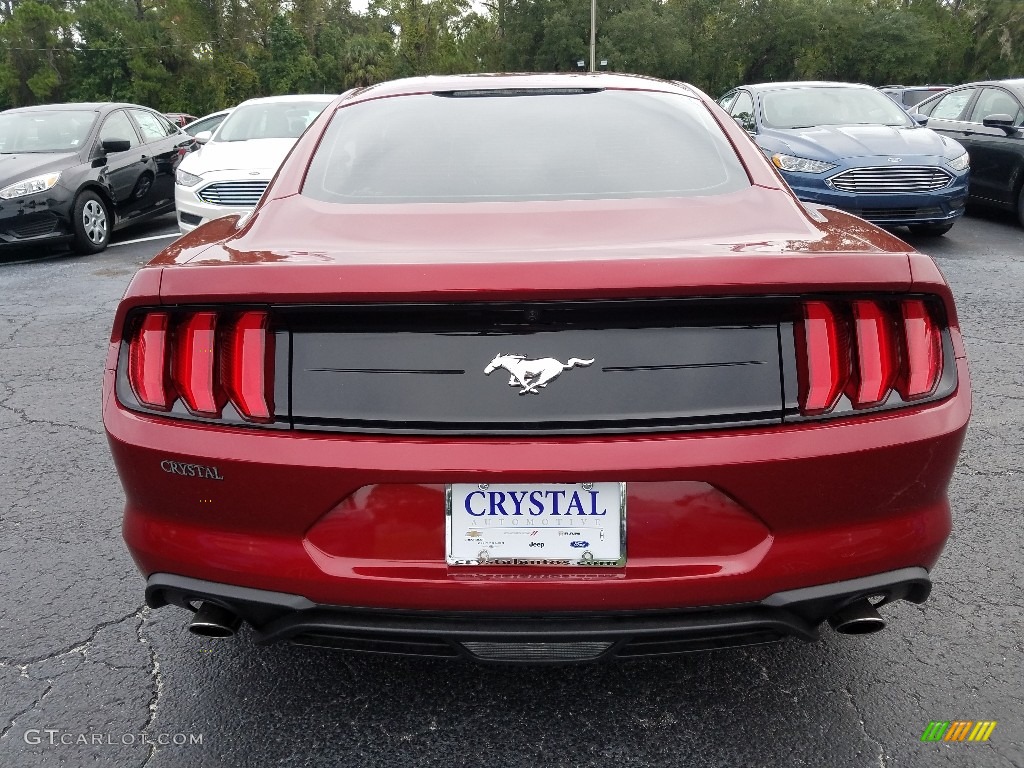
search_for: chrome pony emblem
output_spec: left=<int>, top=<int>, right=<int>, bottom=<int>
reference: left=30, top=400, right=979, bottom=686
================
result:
left=484, top=353, right=595, bottom=395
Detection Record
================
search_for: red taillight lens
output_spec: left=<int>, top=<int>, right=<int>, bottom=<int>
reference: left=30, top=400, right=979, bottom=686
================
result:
left=222, top=311, right=274, bottom=422
left=848, top=300, right=897, bottom=408
left=797, top=301, right=848, bottom=415
left=172, top=312, right=222, bottom=416
left=124, top=308, right=275, bottom=422
left=898, top=299, right=942, bottom=400
left=796, top=297, right=946, bottom=416
left=127, top=312, right=173, bottom=410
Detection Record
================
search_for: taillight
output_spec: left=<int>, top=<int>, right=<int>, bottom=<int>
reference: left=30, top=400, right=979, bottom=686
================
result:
left=124, top=309, right=274, bottom=423
left=796, top=300, right=848, bottom=415
left=222, top=311, right=274, bottom=422
left=848, top=300, right=897, bottom=408
left=898, top=299, right=942, bottom=400
left=128, top=312, right=173, bottom=410
left=797, top=297, right=945, bottom=416
left=172, top=311, right=222, bottom=416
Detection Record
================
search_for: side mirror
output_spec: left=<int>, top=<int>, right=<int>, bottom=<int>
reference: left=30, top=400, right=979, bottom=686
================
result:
left=982, top=114, right=1018, bottom=135
left=101, top=139, right=131, bottom=153
left=194, top=130, right=213, bottom=145
left=913, top=114, right=928, bottom=126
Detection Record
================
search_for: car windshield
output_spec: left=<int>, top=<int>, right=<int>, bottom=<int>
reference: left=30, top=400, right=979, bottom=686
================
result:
left=761, top=87, right=914, bottom=129
left=215, top=101, right=330, bottom=142
left=302, top=89, right=751, bottom=204
left=0, top=110, right=96, bottom=153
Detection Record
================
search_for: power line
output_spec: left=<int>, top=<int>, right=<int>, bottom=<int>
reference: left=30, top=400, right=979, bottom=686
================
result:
left=3, top=37, right=248, bottom=52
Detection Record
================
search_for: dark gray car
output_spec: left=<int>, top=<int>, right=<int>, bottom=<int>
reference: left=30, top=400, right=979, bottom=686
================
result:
left=914, top=79, right=1024, bottom=226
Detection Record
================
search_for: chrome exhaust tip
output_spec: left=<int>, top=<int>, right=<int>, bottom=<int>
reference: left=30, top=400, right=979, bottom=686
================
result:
left=188, top=601, right=241, bottom=638
left=828, top=599, right=886, bottom=635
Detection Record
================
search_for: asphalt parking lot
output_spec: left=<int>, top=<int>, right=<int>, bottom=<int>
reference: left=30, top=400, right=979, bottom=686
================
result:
left=0, top=211, right=1022, bottom=768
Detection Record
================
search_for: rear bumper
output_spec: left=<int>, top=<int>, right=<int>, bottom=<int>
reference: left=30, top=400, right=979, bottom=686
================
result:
left=105, top=356, right=970, bottom=614
left=147, top=567, right=932, bottom=661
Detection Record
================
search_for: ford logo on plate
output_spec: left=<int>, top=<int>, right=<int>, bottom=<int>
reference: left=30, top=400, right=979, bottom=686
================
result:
left=570, top=540, right=591, bottom=548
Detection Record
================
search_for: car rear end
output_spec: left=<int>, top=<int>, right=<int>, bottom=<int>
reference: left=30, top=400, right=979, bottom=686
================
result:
left=104, top=77, right=971, bottom=662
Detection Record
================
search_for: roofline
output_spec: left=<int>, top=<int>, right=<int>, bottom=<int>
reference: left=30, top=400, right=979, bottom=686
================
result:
left=2, top=102, right=133, bottom=112
left=341, top=73, right=701, bottom=104
left=233, top=94, right=338, bottom=107
left=744, top=81, right=876, bottom=91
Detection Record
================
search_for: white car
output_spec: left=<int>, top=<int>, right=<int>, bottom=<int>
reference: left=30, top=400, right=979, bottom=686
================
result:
left=181, top=108, right=233, bottom=138
left=173, top=94, right=335, bottom=233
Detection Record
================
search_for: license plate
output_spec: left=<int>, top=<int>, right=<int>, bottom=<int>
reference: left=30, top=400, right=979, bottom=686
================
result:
left=446, top=482, right=626, bottom=566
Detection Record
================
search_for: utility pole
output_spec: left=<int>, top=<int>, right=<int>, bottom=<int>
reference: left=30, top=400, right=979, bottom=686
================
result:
left=589, top=0, right=596, bottom=72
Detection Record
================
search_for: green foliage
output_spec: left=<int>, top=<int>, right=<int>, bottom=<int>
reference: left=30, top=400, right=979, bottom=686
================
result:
left=0, top=0, right=1021, bottom=111
left=0, top=0, right=75, bottom=107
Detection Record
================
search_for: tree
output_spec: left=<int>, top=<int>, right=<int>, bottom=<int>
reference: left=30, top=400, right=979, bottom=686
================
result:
left=0, top=0, right=75, bottom=106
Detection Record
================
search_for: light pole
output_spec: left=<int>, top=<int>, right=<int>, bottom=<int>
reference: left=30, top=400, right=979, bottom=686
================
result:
left=589, top=0, right=596, bottom=72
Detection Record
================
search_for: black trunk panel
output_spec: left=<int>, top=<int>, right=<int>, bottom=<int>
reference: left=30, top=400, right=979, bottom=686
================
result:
left=283, top=301, right=789, bottom=434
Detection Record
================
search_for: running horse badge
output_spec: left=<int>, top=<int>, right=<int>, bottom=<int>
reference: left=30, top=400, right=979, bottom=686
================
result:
left=483, top=353, right=595, bottom=395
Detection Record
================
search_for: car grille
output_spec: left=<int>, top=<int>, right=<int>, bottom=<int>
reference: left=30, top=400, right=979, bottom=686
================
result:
left=8, top=213, right=59, bottom=239
left=857, top=206, right=944, bottom=220
left=196, top=180, right=269, bottom=207
left=827, top=166, right=953, bottom=194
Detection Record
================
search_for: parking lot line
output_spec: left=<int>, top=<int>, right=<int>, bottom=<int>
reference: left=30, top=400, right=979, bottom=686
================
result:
left=109, top=232, right=180, bottom=248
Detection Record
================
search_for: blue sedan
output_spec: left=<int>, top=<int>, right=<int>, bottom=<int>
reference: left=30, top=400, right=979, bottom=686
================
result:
left=718, top=82, right=970, bottom=235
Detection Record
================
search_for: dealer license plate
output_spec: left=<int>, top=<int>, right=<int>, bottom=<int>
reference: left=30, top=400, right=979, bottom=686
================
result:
left=446, top=482, right=626, bottom=566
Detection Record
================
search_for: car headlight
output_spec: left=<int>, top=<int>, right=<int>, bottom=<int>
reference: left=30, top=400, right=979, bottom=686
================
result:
left=771, top=154, right=837, bottom=174
left=175, top=169, right=203, bottom=187
left=947, top=152, right=969, bottom=171
left=0, top=172, right=61, bottom=200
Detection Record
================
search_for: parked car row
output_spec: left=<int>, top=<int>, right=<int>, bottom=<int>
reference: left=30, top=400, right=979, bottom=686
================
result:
left=2, top=78, right=1021, bottom=258
left=719, top=78, right=1024, bottom=233
left=0, top=95, right=335, bottom=254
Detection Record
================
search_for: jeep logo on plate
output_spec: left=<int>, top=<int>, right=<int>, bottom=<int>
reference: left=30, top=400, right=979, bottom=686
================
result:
left=483, top=353, right=594, bottom=395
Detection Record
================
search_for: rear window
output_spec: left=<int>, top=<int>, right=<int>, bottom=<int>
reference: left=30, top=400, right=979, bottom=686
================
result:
left=301, top=89, right=750, bottom=204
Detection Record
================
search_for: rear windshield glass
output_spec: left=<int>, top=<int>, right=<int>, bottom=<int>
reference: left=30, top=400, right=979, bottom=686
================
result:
left=301, top=90, right=750, bottom=204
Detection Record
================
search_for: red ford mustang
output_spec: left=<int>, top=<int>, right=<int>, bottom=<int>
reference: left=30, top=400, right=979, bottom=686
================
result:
left=103, top=74, right=971, bottom=663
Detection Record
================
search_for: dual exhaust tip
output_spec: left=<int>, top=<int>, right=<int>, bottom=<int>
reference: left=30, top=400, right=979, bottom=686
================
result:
left=186, top=597, right=887, bottom=641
